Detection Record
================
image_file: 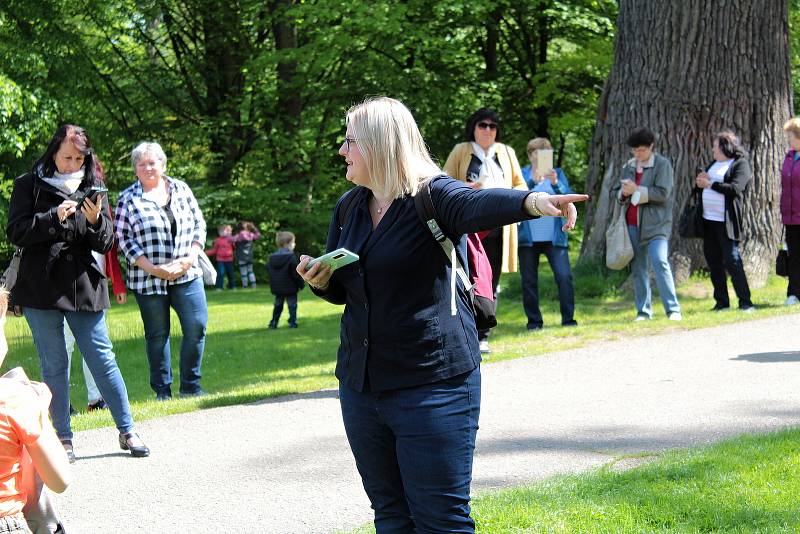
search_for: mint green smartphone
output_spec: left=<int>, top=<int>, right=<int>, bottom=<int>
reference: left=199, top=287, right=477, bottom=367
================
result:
left=306, top=248, right=359, bottom=271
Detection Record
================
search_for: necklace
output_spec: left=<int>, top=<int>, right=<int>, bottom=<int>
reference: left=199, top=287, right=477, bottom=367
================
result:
left=373, top=196, right=393, bottom=214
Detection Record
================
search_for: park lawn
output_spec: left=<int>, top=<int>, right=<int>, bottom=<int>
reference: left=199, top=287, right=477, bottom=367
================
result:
left=2, top=266, right=796, bottom=433
left=347, top=427, right=800, bottom=533
left=472, top=427, right=800, bottom=533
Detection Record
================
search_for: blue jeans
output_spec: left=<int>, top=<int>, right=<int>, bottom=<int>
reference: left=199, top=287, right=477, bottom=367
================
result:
left=518, top=243, right=575, bottom=327
left=215, top=261, right=235, bottom=289
left=133, top=277, right=208, bottom=397
left=702, top=219, right=752, bottom=308
left=339, top=367, right=481, bottom=533
left=23, top=308, right=134, bottom=440
left=627, top=225, right=681, bottom=317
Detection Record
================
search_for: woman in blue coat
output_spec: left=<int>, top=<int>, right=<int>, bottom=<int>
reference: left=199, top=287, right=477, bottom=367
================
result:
left=297, top=97, right=587, bottom=533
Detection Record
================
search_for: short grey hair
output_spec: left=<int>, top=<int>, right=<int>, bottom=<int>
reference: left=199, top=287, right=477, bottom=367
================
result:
left=131, top=142, right=167, bottom=169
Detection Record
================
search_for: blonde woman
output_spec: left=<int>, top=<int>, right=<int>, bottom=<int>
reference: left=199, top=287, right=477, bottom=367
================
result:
left=298, top=97, right=587, bottom=532
left=443, top=108, right=528, bottom=353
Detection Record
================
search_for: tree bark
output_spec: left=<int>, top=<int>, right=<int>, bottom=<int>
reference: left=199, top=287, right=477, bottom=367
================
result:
left=581, top=0, right=792, bottom=287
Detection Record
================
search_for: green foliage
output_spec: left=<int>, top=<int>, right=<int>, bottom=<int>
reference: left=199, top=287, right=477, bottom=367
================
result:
left=0, top=0, right=617, bottom=260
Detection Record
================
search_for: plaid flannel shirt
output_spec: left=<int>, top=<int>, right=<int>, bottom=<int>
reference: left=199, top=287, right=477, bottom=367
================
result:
left=115, top=176, right=206, bottom=295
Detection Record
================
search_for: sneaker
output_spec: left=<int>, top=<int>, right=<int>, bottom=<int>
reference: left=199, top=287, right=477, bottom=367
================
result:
left=739, top=305, right=755, bottom=313
left=479, top=340, right=491, bottom=354
left=667, top=312, right=682, bottom=321
left=87, top=398, right=107, bottom=411
left=634, top=314, right=650, bottom=322
left=527, top=324, right=543, bottom=331
left=711, top=305, right=730, bottom=312
left=268, top=323, right=277, bottom=330
left=61, top=439, right=76, bottom=464
left=288, top=323, right=298, bottom=329
left=785, top=295, right=799, bottom=306
left=562, top=320, right=578, bottom=327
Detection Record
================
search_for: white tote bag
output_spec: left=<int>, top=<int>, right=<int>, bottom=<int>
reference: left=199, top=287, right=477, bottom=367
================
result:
left=197, top=250, right=218, bottom=286
left=605, top=200, right=634, bottom=270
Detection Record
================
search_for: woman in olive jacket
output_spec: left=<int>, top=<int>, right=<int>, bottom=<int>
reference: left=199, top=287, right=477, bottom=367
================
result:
left=6, top=124, right=149, bottom=462
left=694, top=130, right=754, bottom=311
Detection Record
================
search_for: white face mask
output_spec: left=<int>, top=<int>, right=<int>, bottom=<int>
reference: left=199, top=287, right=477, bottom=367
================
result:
left=53, top=168, right=85, bottom=181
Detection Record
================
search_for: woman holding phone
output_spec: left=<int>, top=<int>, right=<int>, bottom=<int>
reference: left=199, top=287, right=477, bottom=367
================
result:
left=299, top=97, right=587, bottom=532
left=6, top=124, right=149, bottom=463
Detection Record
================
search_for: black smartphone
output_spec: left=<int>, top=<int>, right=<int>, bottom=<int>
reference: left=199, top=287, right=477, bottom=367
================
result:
left=72, top=186, right=108, bottom=208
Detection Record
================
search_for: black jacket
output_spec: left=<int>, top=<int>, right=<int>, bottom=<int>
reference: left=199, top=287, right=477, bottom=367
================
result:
left=699, top=157, right=751, bottom=241
left=268, top=248, right=304, bottom=296
left=312, top=176, right=535, bottom=393
left=6, top=170, right=114, bottom=311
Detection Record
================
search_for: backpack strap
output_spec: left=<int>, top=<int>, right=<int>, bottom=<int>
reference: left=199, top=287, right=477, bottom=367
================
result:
left=413, top=177, right=473, bottom=316
left=337, top=187, right=362, bottom=230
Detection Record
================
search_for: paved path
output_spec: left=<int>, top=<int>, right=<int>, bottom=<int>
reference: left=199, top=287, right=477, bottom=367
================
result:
left=57, top=314, right=800, bottom=533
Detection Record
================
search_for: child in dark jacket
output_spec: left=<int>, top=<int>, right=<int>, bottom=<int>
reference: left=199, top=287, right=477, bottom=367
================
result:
left=267, top=231, right=304, bottom=328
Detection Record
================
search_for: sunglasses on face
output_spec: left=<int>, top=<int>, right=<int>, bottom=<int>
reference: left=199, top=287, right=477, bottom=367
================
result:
left=477, top=122, right=498, bottom=131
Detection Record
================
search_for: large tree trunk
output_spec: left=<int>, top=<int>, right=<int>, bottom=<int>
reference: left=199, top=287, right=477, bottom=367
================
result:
left=581, top=0, right=792, bottom=287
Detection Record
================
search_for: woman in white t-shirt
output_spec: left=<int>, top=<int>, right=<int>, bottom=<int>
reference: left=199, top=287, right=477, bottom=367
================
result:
left=695, top=131, right=754, bottom=312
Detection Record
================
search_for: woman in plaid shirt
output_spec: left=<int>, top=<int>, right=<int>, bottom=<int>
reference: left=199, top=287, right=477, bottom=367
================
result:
left=114, top=142, right=208, bottom=401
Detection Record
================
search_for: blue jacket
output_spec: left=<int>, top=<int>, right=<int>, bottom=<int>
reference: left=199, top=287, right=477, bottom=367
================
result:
left=313, top=177, right=536, bottom=392
left=518, top=166, right=573, bottom=247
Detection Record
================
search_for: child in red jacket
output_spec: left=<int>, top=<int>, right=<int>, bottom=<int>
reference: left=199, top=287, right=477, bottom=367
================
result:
left=205, top=224, right=236, bottom=290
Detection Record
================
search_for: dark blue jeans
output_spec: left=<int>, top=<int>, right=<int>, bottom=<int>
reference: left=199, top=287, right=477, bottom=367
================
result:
left=702, top=219, right=752, bottom=308
left=133, top=277, right=208, bottom=397
left=518, top=243, right=575, bottom=327
left=339, top=367, right=481, bottom=533
left=270, top=294, right=297, bottom=327
left=215, top=261, right=235, bottom=289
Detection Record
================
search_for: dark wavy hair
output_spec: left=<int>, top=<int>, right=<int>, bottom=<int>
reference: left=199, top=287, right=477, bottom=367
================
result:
left=464, top=108, right=502, bottom=143
left=715, top=130, right=746, bottom=159
left=626, top=127, right=656, bottom=148
left=33, top=124, right=105, bottom=185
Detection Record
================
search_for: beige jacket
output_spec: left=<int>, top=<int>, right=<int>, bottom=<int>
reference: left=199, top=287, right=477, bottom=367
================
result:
left=442, top=142, right=528, bottom=273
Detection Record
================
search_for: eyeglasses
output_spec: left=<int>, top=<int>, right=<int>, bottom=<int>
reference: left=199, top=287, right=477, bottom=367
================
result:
left=344, top=137, right=358, bottom=153
left=477, top=122, right=498, bottom=131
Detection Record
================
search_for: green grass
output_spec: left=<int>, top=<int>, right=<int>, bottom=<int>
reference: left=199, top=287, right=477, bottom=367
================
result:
left=3, top=266, right=796, bottom=433
left=345, top=428, right=800, bottom=533
left=471, top=428, right=800, bottom=533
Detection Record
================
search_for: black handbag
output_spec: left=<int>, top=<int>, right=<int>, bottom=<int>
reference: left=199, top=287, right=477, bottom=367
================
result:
left=678, top=189, right=704, bottom=239
left=777, top=227, right=789, bottom=277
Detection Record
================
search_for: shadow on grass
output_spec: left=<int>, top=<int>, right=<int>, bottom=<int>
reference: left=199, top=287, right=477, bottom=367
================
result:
left=733, top=351, right=800, bottom=363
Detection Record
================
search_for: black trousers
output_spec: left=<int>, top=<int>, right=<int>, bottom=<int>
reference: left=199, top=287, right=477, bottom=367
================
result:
left=270, top=294, right=298, bottom=326
left=478, top=228, right=502, bottom=342
left=702, top=219, right=752, bottom=308
left=786, top=225, right=800, bottom=298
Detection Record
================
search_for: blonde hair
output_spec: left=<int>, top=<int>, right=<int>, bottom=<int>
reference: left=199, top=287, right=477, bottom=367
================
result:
left=0, top=286, right=8, bottom=318
left=526, top=137, right=552, bottom=157
left=346, top=97, right=441, bottom=199
left=784, top=118, right=800, bottom=138
left=276, top=231, right=295, bottom=248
